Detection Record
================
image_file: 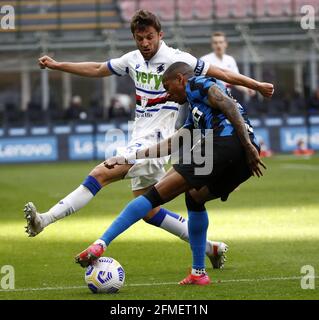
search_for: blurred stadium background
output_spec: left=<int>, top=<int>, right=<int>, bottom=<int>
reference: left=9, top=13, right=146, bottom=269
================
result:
left=0, top=0, right=319, bottom=163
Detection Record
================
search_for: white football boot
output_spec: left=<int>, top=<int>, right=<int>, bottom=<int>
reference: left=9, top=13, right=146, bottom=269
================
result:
left=207, top=241, right=229, bottom=269
left=24, top=202, right=44, bottom=237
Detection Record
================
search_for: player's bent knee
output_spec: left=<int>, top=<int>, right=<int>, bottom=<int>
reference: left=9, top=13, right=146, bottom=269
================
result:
left=143, top=186, right=164, bottom=209
left=89, top=165, right=110, bottom=185
left=185, top=191, right=206, bottom=212
left=143, top=207, right=160, bottom=221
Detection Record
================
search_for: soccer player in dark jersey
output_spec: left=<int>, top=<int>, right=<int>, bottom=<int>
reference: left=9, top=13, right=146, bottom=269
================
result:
left=76, top=62, right=266, bottom=286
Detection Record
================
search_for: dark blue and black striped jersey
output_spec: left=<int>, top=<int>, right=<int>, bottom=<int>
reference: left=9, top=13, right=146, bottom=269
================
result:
left=184, top=76, right=255, bottom=138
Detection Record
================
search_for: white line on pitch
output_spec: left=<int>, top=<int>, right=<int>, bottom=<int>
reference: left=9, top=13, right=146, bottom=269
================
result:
left=0, top=275, right=317, bottom=293
left=280, top=164, right=319, bottom=170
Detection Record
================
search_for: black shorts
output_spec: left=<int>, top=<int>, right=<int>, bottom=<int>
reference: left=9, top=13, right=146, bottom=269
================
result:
left=173, top=135, right=259, bottom=201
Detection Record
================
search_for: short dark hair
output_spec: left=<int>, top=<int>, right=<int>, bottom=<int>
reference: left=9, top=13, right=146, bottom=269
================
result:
left=163, top=62, right=194, bottom=81
left=130, top=10, right=162, bottom=34
left=212, top=31, right=226, bottom=39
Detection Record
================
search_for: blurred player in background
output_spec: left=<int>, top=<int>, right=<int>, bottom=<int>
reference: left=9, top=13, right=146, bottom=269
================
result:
left=24, top=10, right=273, bottom=269
left=201, top=32, right=255, bottom=97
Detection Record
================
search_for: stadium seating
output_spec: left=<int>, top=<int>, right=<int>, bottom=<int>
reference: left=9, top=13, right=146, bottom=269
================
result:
left=158, top=0, right=176, bottom=21
left=295, top=0, right=319, bottom=15
left=255, top=0, right=292, bottom=17
left=116, top=0, right=319, bottom=23
left=118, top=0, right=138, bottom=22
left=2, top=0, right=318, bottom=31
left=138, top=0, right=156, bottom=15
left=194, top=0, right=213, bottom=20
left=232, top=0, right=255, bottom=18
left=1, top=0, right=318, bottom=32
left=0, top=0, right=121, bottom=32
left=214, top=0, right=229, bottom=19
left=216, top=0, right=254, bottom=19
left=119, top=0, right=175, bottom=22
left=177, top=0, right=194, bottom=20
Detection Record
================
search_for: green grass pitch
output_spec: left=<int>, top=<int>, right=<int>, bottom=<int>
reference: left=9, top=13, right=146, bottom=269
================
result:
left=0, top=156, right=318, bottom=300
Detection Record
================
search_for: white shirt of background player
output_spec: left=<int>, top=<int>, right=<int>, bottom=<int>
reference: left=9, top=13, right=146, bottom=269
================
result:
left=201, top=32, right=255, bottom=96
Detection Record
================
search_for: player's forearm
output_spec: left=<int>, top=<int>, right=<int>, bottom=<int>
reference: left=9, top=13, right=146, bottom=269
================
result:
left=136, top=138, right=172, bottom=160
left=207, top=65, right=259, bottom=90
left=55, top=62, right=109, bottom=77
left=223, top=104, right=252, bottom=147
left=134, top=129, right=187, bottom=160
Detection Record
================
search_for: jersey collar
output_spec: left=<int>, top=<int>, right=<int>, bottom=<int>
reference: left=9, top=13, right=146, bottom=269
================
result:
left=213, top=52, right=225, bottom=62
left=141, top=41, right=167, bottom=63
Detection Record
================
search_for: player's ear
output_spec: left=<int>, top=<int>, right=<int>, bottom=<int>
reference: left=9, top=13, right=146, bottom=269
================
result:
left=159, top=31, right=164, bottom=40
left=176, top=73, right=183, bottom=83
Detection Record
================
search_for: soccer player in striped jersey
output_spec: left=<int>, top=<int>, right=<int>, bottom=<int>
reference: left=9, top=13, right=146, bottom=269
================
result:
left=24, top=10, right=273, bottom=269
left=76, top=62, right=266, bottom=284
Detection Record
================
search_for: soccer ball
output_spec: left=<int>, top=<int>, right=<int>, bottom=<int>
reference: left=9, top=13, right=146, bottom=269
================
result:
left=85, top=257, right=125, bottom=294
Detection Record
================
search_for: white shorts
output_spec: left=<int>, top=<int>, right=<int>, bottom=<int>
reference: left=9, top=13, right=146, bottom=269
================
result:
left=116, top=139, right=167, bottom=191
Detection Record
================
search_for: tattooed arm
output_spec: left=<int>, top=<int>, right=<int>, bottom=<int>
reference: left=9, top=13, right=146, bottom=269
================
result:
left=207, top=85, right=266, bottom=177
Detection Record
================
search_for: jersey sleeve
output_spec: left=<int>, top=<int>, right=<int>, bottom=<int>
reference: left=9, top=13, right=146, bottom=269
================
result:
left=199, top=53, right=211, bottom=64
left=172, top=50, right=210, bottom=76
left=106, top=52, right=131, bottom=76
left=188, top=77, right=217, bottom=106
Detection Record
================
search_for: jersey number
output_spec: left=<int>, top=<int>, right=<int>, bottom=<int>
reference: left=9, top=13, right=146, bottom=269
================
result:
left=192, top=107, right=204, bottom=128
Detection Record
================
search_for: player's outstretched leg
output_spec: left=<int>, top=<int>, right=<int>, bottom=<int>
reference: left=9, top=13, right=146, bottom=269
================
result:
left=75, top=239, right=106, bottom=268
left=144, top=208, right=228, bottom=269
left=24, top=202, right=44, bottom=237
left=207, top=241, right=228, bottom=269
left=23, top=163, right=131, bottom=237
left=74, top=194, right=155, bottom=267
left=24, top=176, right=101, bottom=237
left=75, top=170, right=212, bottom=272
left=74, top=205, right=228, bottom=269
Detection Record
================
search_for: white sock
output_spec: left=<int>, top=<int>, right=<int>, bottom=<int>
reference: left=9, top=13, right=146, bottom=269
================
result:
left=159, top=214, right=216, bottom=255
left=191, top=268, right=206, bottom=276
left=39, top=185, right=94, bottom=228
left=94, top=239, right=107, bottom=250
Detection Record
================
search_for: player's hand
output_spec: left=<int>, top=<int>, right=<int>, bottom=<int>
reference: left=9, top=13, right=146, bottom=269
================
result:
left=38, top=55, right=59, bottom=70
left=244, top=143, right=267, bottom=178
left=257, top=82, right=274, bottom=98
left=104, top=156, right=127, bottom=169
